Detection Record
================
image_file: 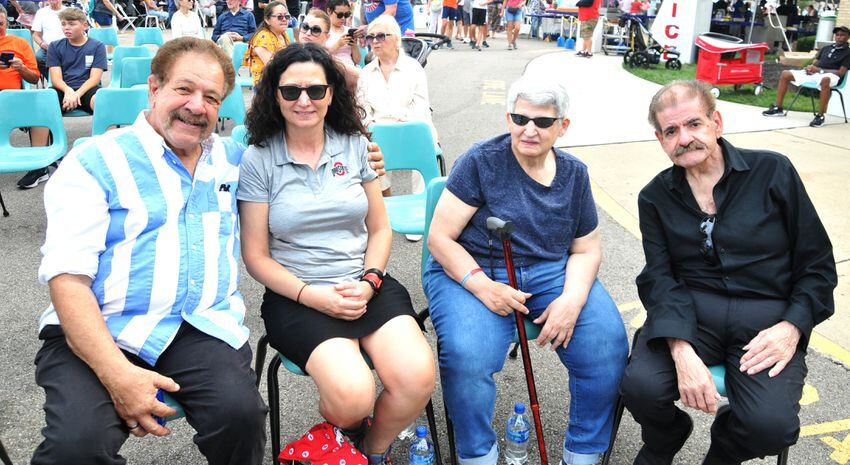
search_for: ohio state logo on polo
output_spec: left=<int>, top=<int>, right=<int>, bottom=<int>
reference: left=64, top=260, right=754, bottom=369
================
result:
left=332, top=161, right=349, bottom=177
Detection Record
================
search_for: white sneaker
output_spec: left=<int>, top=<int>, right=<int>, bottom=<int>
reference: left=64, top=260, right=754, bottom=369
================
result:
left=405, top=234, right=423, bottom=242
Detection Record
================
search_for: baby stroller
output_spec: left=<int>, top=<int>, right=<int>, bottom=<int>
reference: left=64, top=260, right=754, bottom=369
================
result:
left=402, top=32, right=450, bottom=68
left=621, top=13, right=682, bottom=70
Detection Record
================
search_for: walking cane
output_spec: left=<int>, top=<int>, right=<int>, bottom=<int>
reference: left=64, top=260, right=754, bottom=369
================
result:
left=486, top=216, right=548, bottom=465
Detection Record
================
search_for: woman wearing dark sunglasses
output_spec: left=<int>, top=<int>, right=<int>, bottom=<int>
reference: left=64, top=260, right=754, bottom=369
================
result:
left=297, top=8, right=331, bottom=45
left=424, top=75, right=629, bottom=465
left=325, top=0, right=362, bottom=68
left=237, top=43, right=436, bottom=465
left=244, top=0, right=292, bottom=86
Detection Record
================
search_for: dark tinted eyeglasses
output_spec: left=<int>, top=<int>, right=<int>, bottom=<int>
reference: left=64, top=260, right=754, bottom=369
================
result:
left=699, top=215, right=716, bottom=264
left=364, top=32, right=392, bottom=44
left=278, top=84, right=330, bottom=101
left=300, top=23, right=325, bottom=35
left=334, top=10, right=351, bottom=18
left=269, top=13, right=290, bottom=21
left=509, top=113, right=560, bottom=129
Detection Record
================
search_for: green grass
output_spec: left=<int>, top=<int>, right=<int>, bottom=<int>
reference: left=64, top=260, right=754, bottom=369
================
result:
left=622, top=60, right=815, bottom=113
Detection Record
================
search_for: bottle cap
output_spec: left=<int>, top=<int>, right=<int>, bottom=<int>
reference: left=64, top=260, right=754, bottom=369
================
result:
left=514, top=402, right=526, bottom=414
left=416, top=425, right=428, bottom=438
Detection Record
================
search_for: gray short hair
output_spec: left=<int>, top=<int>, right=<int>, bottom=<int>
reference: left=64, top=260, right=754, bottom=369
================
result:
left=647, top=79, right=716, bottom=131
left=506, top=76, right=570, bottom=118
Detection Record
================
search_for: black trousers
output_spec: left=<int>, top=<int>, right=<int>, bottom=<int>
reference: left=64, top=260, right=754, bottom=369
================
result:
left=31, top=323, right=269, bottom=465
left=620, top=290, right=807, bottom=464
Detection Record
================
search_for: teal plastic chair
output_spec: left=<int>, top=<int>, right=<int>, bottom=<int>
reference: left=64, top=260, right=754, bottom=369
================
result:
left=357, top=45, right=368, bottom=68
left=109, top=46, right=152, bottom=88
left=87, top=27, right=119, bottom=60
left=285, top=27, right=295, bottom=43
left=369, top=121, right=441, bottom=236
left=92, top=87, right=148, bottom=134
left=161, top=392, right=186, bottom=422
left=7, top=28, right=34, bottom=51
left=133, top=27, right=165, bottom=47
left=229, top=124, right=248, bottom=145
left=217, top=88, right=246, bottom=131
left=601, top=329, right=789, bottom=465
left=787, top=75, right=848, bottom=123
left=231, top=41, right=252, bottom=89
left=120, top=56, right=152, bottom=88
left=0, top=89, right=68, bottom=217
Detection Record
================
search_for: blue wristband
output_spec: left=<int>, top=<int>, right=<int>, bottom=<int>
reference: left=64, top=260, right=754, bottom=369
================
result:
left=460, top=267, right=483, bottom=288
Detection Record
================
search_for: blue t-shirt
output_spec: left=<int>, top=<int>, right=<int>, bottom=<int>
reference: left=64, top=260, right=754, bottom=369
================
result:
left=46, top=37, right=108, bottom=90
left=447, top=134, right=598, bottom=266
left=363, top=0, right=415, bottom=34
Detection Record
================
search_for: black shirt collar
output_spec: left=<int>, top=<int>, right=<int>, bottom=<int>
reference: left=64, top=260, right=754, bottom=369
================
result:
left=666, top=137, right=750, bottom=192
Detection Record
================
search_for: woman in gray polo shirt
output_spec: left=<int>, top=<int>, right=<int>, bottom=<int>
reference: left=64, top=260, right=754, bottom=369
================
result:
left=236, top=43, right=435, bottom=465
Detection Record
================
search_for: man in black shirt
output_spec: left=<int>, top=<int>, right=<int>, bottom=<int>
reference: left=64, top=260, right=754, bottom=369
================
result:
left=763, top=25, right=850, bottom=127
left=621, top=80, right=836, bottom=465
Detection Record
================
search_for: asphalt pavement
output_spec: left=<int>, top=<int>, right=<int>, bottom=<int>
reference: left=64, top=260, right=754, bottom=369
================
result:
left=1, top=29, right=849, bottom=465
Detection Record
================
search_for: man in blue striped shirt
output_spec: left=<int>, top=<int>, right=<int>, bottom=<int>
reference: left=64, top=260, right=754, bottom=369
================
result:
left=31, top=37, right=267, bottom=465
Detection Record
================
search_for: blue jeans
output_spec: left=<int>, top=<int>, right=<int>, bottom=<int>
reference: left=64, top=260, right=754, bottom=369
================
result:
left=424, top=256, right=628, bottom=465
left=530, top=14, right=542, bottom=38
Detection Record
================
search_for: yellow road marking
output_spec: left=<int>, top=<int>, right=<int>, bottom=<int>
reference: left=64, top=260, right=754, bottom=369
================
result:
left=820, top=433, right=850, bottom=464
left=590, top=180, right=641, bottom=239
left=481, top=91, right=505, bottom=105
left=801, top=419, right=850, bottom=437
left=482, top=80, right=505, bottom=90
left=809, top=332, right=850, bottom=370
left=801, top=384, right=821, bottom=406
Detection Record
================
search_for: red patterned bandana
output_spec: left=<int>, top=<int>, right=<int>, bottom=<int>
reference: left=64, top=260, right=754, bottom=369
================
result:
left=279, top=422, right=367, bottom=465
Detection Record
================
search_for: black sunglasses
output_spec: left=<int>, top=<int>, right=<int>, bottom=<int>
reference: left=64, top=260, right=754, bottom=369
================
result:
left=269, top=13, right=290, bottom=21
left=509, top=113, right=560, bottom=129
left=364, top=32, right=392, bottom=43
left=334, top=10, right=351, bottom=18
left=278, top=84, right=330, bottom=101
left=699, top=215, right=717, bottom=264
left=300, top=23, right=325, bottom=35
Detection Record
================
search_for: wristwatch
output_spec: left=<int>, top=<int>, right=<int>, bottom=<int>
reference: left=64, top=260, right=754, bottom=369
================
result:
left=360, top=268, right=384, bottom=295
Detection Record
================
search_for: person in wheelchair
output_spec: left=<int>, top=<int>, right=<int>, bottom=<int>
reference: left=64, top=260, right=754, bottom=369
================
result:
left=423, top=75, right=629, bottom=465
left=237, top=43, right=435, bottom=465
left=621, top=80, right=836, bottom=465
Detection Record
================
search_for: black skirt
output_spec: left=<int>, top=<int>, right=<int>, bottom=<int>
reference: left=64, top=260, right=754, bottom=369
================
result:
left=261, top=274, right=418, bottom=372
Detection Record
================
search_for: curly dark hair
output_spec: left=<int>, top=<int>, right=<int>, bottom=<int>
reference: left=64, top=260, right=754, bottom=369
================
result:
left=245, top=43, right=366, bottom=147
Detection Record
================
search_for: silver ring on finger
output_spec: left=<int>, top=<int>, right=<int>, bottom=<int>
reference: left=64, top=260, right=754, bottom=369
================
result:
left=128, top=423, right=141, bottom=430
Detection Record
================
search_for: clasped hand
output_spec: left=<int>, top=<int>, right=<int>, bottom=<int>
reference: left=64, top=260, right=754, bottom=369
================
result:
left=303, top=281, right=373, bottom=320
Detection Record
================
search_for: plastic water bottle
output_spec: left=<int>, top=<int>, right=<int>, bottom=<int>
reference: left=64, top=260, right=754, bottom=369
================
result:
left=408, top=425, right=435, bottom=465
left=504, top=402, right=531, bottom=465
left=397, top=422, right=416, bottom=441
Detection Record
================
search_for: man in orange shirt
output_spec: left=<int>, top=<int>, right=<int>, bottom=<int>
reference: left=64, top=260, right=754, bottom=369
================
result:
left=441, top=0, right=459, bottom=48
left=1, top=5, right=50, bottom=189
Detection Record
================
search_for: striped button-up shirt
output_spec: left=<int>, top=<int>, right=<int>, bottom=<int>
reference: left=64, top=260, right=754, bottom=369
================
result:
left=38, top=112, right=248, bottom=365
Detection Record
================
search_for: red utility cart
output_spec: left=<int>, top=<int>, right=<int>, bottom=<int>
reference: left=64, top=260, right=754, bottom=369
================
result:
left=695, top=34, right=769, bottom=96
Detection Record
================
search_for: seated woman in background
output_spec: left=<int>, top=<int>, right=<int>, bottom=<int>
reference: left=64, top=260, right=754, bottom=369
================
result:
left=171, top=0, right=205, bottom=38
left=357, top=15, right=438, bottom=217
left=237, top=43, right=435, bottom=465
left=325, top=0, right=361, bottom=69
left=423, top=75, right=629, bottom=465
left=244, top=0, right=291, bottom=86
